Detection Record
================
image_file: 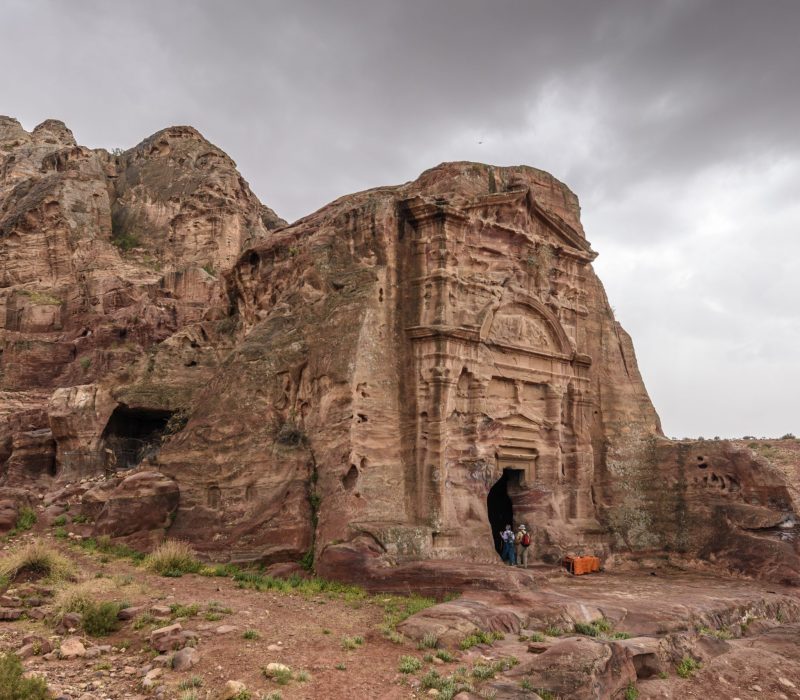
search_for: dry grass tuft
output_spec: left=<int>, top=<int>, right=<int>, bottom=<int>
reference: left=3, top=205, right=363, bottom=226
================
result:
left=144, top=540, right=201, bottom=577
left=52, top=578, right=117, bottom=617
left=0, top=540, right=75, bottom=584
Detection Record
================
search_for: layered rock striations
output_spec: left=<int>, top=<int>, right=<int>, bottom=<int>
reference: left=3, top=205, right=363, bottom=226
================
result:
left=1, top=117, right=798, bottom=586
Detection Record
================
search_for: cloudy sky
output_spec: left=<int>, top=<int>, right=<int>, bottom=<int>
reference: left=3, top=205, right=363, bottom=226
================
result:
left=3, top=0, right=798, bottom=438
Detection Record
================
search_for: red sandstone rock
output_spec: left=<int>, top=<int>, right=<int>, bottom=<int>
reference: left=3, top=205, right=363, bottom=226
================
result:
left=0, top=116, right=797, bottom=591
left=87, top=470, right=179, bottom=544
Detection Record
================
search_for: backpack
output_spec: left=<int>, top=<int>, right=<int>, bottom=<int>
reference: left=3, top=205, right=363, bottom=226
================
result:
left=521, top=532, right=531, bottom=547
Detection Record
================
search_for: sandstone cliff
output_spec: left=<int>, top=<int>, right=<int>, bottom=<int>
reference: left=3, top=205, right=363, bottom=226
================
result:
left=1, top=118, right=797, bottom=586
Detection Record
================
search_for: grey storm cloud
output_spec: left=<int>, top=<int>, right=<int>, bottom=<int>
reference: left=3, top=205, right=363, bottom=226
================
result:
left=2, top=0, right=798, bottom=437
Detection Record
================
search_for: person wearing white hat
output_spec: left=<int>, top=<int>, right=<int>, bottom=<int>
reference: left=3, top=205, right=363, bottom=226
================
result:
left=515, top=523, right=531, bottom=568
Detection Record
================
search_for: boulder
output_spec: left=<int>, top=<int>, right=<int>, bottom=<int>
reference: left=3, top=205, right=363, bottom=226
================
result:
left=59, top=637, right=87, bottom=659
left=89, top=471, right=179, bottom=542
left=118, top=605, right=146, bottom=621
left=0, top=500, right=19, bottom=533
left=149, top=623, right=196, bottom=652
left=263, top=662, right=291, bottom=678
left=495, top=636, right=637, bottom=700
left=171, top=646, right=199, bottom=671
left=56, top=612, right=83, bottom=633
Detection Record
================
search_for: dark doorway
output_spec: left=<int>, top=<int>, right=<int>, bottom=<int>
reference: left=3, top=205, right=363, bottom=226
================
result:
left=487, top=469, right=515, bottom=555
left=101, top=405, right=173, bottom=469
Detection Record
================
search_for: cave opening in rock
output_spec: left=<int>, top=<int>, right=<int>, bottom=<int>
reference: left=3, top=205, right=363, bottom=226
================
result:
left=101, top=405, right=173, bottom=469
left=487, top=468, right=522, bottom=555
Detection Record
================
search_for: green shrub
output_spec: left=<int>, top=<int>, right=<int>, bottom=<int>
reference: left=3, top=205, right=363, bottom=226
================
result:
left=242, top=629, right=260, bottom=640
left=132, top=612, right=157, bottom=630
left=178, top=676, right=203, bottom=690
left=472, top=658, right=518, bottom=680
left=170, top=603, right=200, bottom=618
left=435, top=649, right=454, bottom=662
left=458, top=629, right=504, bottom=649
left=13, top=507, right=37, bottom=534
left=112, top=232, right=141, bottom=252
left=83, top=601, right=122, bottom=636
left=53, top=515, right=67, bottom=527
left=574, top=618, right=616, bottom=638
left=676, top=656, right=701, bottom=678
left=341, top=635, right=364, bottom=650
left=144, top=540, right=201, bottom=576
left=418, top=631, right=439, bottom=649
left=624, top=681, right=640, bottom=700
left=418, top=668, right=473, bottom=699
left=263, top=666, right=293, bottom=685
left=471, top=663, right=496, bottom=680
left=398, top=655, right=423, bottom=673
left=0, top=652, right=49, bottom=700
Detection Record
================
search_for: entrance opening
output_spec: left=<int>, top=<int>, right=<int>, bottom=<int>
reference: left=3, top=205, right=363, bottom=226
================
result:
left=101, top=405, right=173, bottom=469
left=487, top=468, right=523, bottom=554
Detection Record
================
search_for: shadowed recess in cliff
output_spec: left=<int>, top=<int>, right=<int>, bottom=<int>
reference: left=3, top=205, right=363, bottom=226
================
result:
left=101, top=405, right=173, bottom=469
left=488, top=469, right=517, bottom=555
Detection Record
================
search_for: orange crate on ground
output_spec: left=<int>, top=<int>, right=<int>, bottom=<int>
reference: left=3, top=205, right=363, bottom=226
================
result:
left=562, top=555, right=601, bottom=575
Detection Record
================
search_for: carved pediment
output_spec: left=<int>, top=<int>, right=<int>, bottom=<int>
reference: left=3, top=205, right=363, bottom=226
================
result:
left=489, top=305, right=554, bottom=351
left=481, top=295, right=573, bottom=358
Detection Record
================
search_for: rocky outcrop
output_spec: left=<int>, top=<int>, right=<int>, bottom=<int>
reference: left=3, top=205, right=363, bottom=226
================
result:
left=83, top=470, right=179, bottom=547
left=0, top=116, right=277, bottom=492
left=0, top=116, right=797, bottom=589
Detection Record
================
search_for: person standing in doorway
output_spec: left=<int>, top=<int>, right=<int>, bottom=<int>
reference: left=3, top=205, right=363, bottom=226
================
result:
left=500, top=524, right=516, bottom=565
left=515, top=524, right=531, bottom=568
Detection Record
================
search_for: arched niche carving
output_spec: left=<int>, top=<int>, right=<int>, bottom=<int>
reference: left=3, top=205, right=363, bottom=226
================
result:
left=480, top=295, right=573, bottom=356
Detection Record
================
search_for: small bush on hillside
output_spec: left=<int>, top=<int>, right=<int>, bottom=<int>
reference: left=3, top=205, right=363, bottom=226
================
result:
left=178, top=676, right=203, bottom=690
left=0, top=652, right=50, bottom=700
left=398, top=655, right=423, bottom=673
left=111, top=232, right=141, bottom=252
left=170, top=603, right=200, bottom=618
left=418, top=631, right=439, bottom=649
left=458, top=629, right=504, bottom=650
left=144, top=540, right=201, bottom=577
left=83, top=601, right=122, bottom=637
left=53, top=579, right=116, bottom=617
left=12, top=507, right=37, bottom=534
left=676, top=656, right=701, bottom=678
left=341, top=635, right=364, bottom=650
left=0, top=540, right=74, bottom=583
left=574, top=618, right=613, bottom=637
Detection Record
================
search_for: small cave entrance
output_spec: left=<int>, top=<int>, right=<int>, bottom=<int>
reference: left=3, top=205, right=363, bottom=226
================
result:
left=101, top=405, right=173, bottom=469
left=487, top=468, right=523, bottom=555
